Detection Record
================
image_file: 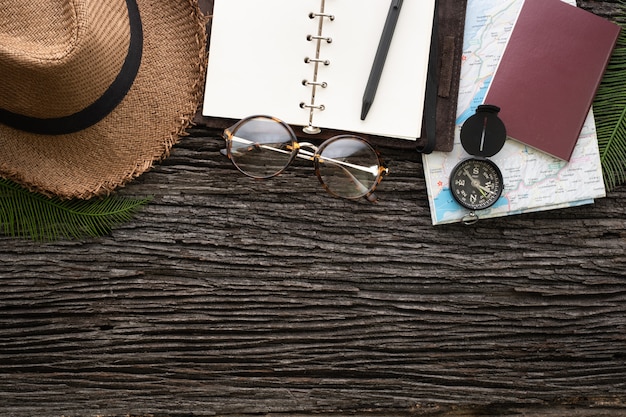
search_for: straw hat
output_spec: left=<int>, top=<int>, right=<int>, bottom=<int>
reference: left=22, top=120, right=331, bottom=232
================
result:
left=0, top=0, right=207, bottom=199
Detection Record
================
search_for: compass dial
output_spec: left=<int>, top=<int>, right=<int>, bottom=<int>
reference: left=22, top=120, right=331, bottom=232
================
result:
left=450, top=158, right=503, bottom=211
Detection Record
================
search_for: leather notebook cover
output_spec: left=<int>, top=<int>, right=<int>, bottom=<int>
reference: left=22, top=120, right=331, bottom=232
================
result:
left=484, top=0, right=620, bottom=161
left=194, top=0, right=467, bottom=153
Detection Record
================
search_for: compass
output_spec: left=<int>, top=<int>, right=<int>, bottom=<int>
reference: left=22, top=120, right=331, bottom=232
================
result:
left=450, top=105, right=506, bottom=219
left=450, top=158, right=503, bottom=210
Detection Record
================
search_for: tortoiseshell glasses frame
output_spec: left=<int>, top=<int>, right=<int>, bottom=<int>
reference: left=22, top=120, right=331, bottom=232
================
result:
left=222, top=115, right=389, bottom=202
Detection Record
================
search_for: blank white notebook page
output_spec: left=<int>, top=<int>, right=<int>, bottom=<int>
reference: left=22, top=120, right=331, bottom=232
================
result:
left=203, top=0, right=436, bottom=140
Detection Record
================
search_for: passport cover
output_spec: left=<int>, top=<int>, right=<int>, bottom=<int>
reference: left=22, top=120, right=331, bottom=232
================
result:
left=484, top=0, right=620, bottom=161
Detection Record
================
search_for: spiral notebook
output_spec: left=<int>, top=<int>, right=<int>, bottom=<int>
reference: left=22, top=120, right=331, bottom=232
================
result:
left=202, top=0, right=436, bottom=141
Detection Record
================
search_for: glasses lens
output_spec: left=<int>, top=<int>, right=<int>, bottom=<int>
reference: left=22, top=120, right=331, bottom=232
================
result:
left=227, top=116, right=297, bottom=178
left=316, top=136, right=383, bottom=199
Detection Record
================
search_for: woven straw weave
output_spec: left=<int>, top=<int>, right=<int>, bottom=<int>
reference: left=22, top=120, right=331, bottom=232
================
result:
left=0, top=0, right=208, bottom=199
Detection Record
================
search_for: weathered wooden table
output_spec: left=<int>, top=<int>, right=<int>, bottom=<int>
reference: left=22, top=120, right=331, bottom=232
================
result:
left=1, top=1, right=625, bottom=416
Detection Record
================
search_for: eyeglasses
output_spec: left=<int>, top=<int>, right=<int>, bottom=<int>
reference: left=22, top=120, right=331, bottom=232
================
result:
left=222, top=115, right=388, bottom=202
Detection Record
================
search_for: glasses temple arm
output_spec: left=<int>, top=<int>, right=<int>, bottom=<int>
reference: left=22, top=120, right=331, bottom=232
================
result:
left=228, top=135, right=386, bottom=201
left=229, top=136, right=381, bottom=176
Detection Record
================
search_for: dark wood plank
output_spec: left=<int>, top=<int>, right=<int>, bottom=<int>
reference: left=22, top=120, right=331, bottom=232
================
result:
left=1, top=1, right=626, bottom=416
left=1, top=129, right=625, bottom=416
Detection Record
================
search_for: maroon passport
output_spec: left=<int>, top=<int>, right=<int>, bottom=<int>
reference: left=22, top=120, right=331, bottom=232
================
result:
left=484, top=0, right=620, bottom=161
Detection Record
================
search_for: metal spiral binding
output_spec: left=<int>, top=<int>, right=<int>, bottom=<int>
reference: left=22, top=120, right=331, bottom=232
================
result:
left=304, top=57, right=330, bottom=66
left=306, top=34, right=333, bottom=43
left=300, top=102, right=326, bottom=111
left=309, top=12, right=335, bottom=21
left=302, top=80, right=328, bottom=88
left=302, top=0, right=332, bottom=135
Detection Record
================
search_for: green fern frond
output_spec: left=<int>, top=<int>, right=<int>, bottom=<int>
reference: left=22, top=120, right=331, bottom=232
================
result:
left=594, top=2, right=626, bottom=191
left=0, top=178, right=151, bottom=241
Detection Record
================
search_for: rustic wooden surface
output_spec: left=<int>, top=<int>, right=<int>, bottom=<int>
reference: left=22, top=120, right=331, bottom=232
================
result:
left=2, top=1, right=626, bottom=416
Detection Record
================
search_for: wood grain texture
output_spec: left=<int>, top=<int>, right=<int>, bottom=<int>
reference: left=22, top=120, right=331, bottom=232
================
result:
left=1, top=1, right=626, bottom=416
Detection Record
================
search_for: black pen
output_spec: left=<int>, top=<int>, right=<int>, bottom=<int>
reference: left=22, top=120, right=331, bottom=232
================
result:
left=360, top=0, right=403, bottom=120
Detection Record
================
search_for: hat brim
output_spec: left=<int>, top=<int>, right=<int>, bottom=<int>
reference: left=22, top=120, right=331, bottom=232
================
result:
left=0, top=0, right=207, bottom=199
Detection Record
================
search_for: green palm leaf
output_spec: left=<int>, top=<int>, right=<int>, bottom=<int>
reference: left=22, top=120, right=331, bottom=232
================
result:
left=0, top=178, right=151, bottom=241
left=594, top=2, right=626, bottom=191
